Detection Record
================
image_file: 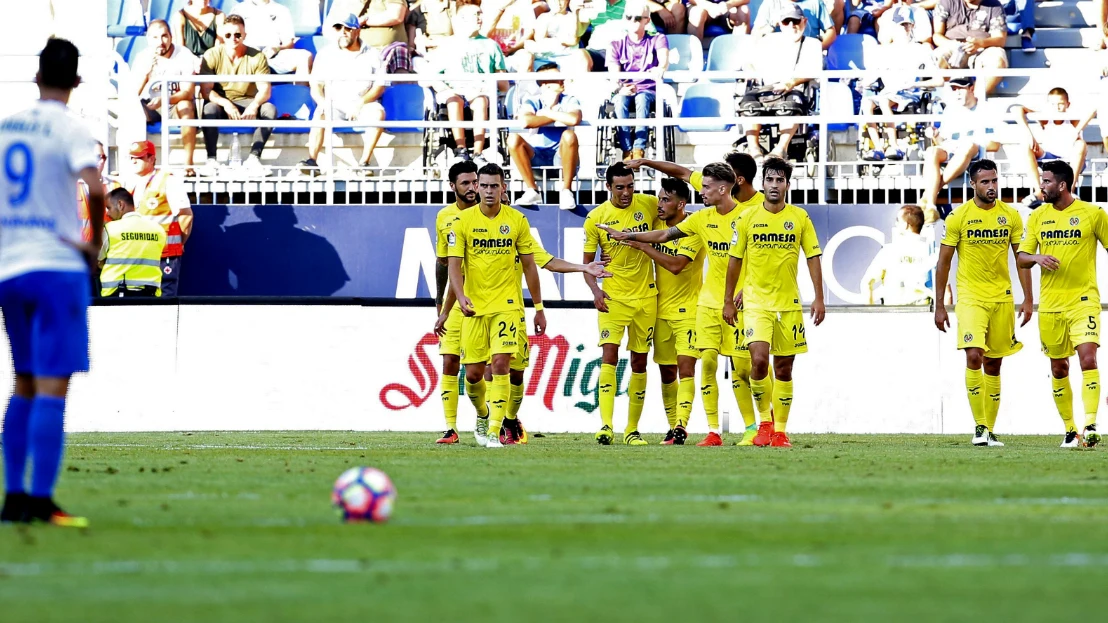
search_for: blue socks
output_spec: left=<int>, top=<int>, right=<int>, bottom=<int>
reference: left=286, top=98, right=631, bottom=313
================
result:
left=28, top=396, right=66, bottom=498
left=2, top=395, right=32, bottom=494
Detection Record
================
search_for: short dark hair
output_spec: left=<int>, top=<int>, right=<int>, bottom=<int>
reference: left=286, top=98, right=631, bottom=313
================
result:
left=605, top=162, right=634, bottom=185
left=536, top=63, right=561, bottom=76
left=702, top=162, right=736, bottom=185
left=38, top=38, right=80, bottom=90
left=900, top=205, right=924, bottom=234
left=224, top=14, right=246, bottom=28
left=659, top=177, right=690, bottom=203
left=108, top=187, right=134, bottom=207
left=148, top=18, right=171, bottom=32
left=762, top=156, right=792, bottom=182
left=477, top=162, right=505, bottom=181
left=968, top=159, right=998, bottom=182
left=1042, top=160, right=1075, bottom=190
left=448, top=160, right=478, bottom=185
left=724, top=151, right=757, bottom=185
left=1048, top=87, right=1069, bottom=100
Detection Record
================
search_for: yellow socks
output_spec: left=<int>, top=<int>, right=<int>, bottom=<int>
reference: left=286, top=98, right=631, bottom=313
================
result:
left=676, top=377, right=695, bottom=428
left=507, top=381, right=524, bottom=420
left=467, top=378, right=489, bottom=419
left=729, top=356, right=757, bottom=428
left=966, top=368, right=985, bottom=427
left=1052, top=375, right=1076, bottom=433
left=661, top=380, right=678, bottom=429
left=487, top=374, right=510, bottom=436
left=626, top=372, right=647, bottom=434
left=701, top=351, right=719, bottom=432
left=759, top=373, right=775, bottom=423
left=983, top=373, right=1000, bottom=431
left=773, top=379, right=793, bottom=432
left=749, top=374, right=772, bottom=419
left=441, top=373, right=459, bottom=431
left=1082, top=369, right=1100, bottom=428
left=599, top=363, right=616, bottom=430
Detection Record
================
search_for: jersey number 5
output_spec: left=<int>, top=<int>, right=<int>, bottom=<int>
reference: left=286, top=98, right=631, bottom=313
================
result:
left=4, top=142, right=33, bottom=207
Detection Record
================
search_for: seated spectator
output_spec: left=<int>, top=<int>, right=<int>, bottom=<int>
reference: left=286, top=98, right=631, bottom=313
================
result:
left=526, top=0, right=592, bottom=74
left=1015, top=87, right=1087, bottom=205
left=509, top=63, right=582, bottom=210
left=434, top=4, right=508, bottom=164
left=846, top=0, right=882, bottom=35
left=172, top=0, right=226, bottom=58
left=607, top=0, right=668, bottom=161
left=230, top=0, right=313, bottom=76
left=198, top=14, right=277, bottom=177
left=648, top=0, right=687, bottom=33
left=359, top=0, right=410, bottom=50
left=484, top=0, right=538, bottom=72
left=753, top=0, right=838, bottom=50
left=861, top=204, right=936, bottom=305
left=298, top=14, right=387, bottom=176
left=1001, top=0, right=1035, bottom=52
left=921, top=77, right=999, bottom=214
left=875, top=0, right=932, bottom=46
left=687, top=0, right=746, bottom=39
left=133, top=19, right=200, bottom=176
left=932, top=0, right=1007, bottom=98
left=411, top=0, right=455, bottom=55
left=738, top=4, right=822, bottom=160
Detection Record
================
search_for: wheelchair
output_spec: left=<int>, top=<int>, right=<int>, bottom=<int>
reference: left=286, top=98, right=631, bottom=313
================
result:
left=855, top=84, right=937, bottom=176
left=423, top=93, right=511, bottom=170
left=594, top=98, right=676, bottom=169
left=733, top=82, right=819, bottom=174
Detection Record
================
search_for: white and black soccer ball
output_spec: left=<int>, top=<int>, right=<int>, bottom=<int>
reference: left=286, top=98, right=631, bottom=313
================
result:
left=332, top=466, right=396, bottom=523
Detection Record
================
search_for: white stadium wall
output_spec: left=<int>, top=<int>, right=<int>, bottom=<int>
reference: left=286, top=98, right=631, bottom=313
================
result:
left=0, top=305, right=1090, bottom=435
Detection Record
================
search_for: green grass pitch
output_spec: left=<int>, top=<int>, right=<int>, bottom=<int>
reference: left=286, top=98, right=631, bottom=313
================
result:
left=2, top=432, right=1107, bottom=622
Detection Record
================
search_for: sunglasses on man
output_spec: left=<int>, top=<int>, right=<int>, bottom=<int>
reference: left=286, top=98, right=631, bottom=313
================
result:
left=781, top=18, right=802, bottom=26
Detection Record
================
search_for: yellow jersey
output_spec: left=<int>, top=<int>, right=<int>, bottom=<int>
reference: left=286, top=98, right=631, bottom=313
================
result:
left=1018, top=199, right=1108, bottom=312
left=446, top=205, right=538, bottom=316
left=583, top=194, right=660, bottom=301
left=674, top=195, right=763, bottom=309
left=730, top=204, right=822, bottom=312
left=654, top=223, right=704, bottom=320
left=941, top=199, right=1023, bottom=303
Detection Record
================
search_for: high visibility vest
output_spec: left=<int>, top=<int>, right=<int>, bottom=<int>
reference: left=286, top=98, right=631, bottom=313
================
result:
left=127, top=170, right=184, bottom=258
left=100, top=214, right=167, bottom=297
left=77, top=181, right=111, bottom=243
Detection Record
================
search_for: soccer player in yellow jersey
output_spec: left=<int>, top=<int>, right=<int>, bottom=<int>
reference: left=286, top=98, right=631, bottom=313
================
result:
left=722, top=158, right=825, bottom=448
left=1017, top=161, right=1108, bottom=448
left=583, top=163, right=661, bottom=445
left=933, top=160, right=1033, bottom=448
left=617, top=178, right=704, bottom=445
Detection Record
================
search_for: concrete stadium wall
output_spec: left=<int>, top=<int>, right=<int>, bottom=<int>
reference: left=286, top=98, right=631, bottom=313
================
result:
left=7, top=305, right=1091, bottom=436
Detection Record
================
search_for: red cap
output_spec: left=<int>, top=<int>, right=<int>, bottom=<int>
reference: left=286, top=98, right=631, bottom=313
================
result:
left=128, top=140, right=156, bottom=158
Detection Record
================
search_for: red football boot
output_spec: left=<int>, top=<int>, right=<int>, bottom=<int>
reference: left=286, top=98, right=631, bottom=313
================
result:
left=770, top=431, right=792, bottom=448
left=753, top=421, right=774, bottom=447
left=435, top=429, right=460, bottom=444
left=696, top=432, right=724, bottom=446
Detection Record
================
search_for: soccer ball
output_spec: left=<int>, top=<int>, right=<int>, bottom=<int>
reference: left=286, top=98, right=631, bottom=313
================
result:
left=332, top=466, right=396, bottom=523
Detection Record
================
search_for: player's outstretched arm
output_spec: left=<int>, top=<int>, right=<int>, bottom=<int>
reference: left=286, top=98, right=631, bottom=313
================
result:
left=543, top=258, right=613, bottom=278
left=1017, top=251, right=1060, bottom=271
left=722, top=256, right=743, bottom=326
left=1013, top=245, right=1034, bottom=327
left=598, top=225, right=686, bottom=244
left=621, top=239, right=691, bottom=275
left=807, top=255, right=826, bottom=326
left=625, top=158, right=693, bottom=182
left=448, top=257, right=475, bottom=316
left=932, top=245, right=955, bottom=332
left=521, top=254, right=547, bottom=335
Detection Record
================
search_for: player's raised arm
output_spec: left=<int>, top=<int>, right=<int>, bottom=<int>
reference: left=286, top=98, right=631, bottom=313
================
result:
left=622, top=239, right=691, bottom=275
left=933, top=244, right=956, bottom=332
left=520, top=253, right=546, bottom=336
left=598, top=225, right=687, bottom=243
left=625, top=158, right=693, bottom=183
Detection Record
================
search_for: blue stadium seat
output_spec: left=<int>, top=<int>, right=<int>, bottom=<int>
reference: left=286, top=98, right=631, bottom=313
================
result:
left=115, top=36, right=149, bottom=66
left=293, top=35, right=329, bottom=57
left=270, top=84, right=316, bottom=134
left=108, top=0, right=147, bottom=37
left=380, top=84, right=431, bottom=135
left=677, top=83, right=736, bottom=133
left=665, top=34, right=704, bottom=80
left=705, top=34, right=749, bottom=83
left=274, top=0, right=324, bottom=37
left=825, top=34, right=879, bottom=71
left=147, top=0, right=185, bottom=24
left=819, top=81, right=856, bottom=133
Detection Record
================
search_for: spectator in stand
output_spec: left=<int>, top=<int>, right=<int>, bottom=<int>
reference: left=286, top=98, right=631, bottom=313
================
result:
left=411, top=0, right=455, bottom=56
left=753, top=0, right=838, bottom=50
left=133, top=20, right=200, bottom=176
left=608, top=0, right=668, bottom=161
left=78, top=141, right=111, bottom=245
left=648, top=0, right=687, bottom=33
left=1097, top=0, right=1108, bottom=49
left=875, top=0, right=932, bottom=46
left=484, top=0, right=538, bottom=72
left=172, top=0, right=226, bottom=57
left=297, top=13, right=387, bottom=176
left=509, top=63, right=582, bottom=210
left=198, top=14, right=277, bottom=177
left=526, top=0, right=592, bottom=74
left=1001, top=0, right=1035, bottom=52
left=687, top=0, right=747, bottom=39
left=119, top=141, right=194, bottom=298
left=846, top=0, right=883, bottom=34
left=739, top=3, right=822, bottom=160
left=1016, top=87, right=1087, bottom=205
left=932, top=0, right=1007, bottom=98
left=435, top=4, right=508, bottom=165
left=359, top=0, right=410, bottom=51
left=230, top=0, right=314, bottom=76
left=921, top=77, right=999, bottom=215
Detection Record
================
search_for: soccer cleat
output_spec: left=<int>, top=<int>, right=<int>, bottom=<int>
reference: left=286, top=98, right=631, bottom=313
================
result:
left=660, top=429, right=675, bottom=445
left=972, top=424, right=989, bottom=447
left=1084, top=425, right=1100, bottom=448
left=474, top=416, right=490, bottom=447
left=486, top=433, right=504, bottom=448
left=624, top=431, right=648, bottom=446
left=672, top=425, right=688, bottom=445
left=595, top=425, right=614, bottom=445
left=26, top=497, right=88, bottom=528
left=513, top=417, right=529, bottom=445
left=987, top=432, right=1005, bottom=447
left=436, top=429, right=460, bottom=444
left=735, top=427, right=758, bottom=446
left=1, top=492, right=28, bottom=523
left=1061, top=430, right=1081, bottom=448
left=697, top=432, right=723, bottom=447
left=770, top=431, right=793, bottom=448
left=502, top=419, right=524, bottom=445
left=753, top=421, right=774, bottom=447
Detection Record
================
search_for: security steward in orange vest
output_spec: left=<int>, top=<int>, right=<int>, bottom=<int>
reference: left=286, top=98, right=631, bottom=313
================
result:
left=99, top=188, right=167, bottom=297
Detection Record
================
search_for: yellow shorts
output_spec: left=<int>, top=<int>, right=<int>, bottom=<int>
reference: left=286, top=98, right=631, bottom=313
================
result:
left=598, top=297, right=658, bottom=353
left=743, top=308, right=808, bottom=356
left=438, top=307, right=463, bottom=357
left=954, top=300, right=1022, bottom=358
left=461, top=311, right=524, bottom=366
left=695, top=305, right=745, bottom=357
left=1039, top=306, right=1101, bottom=359
left=653, top=316, right=700, bottom=365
